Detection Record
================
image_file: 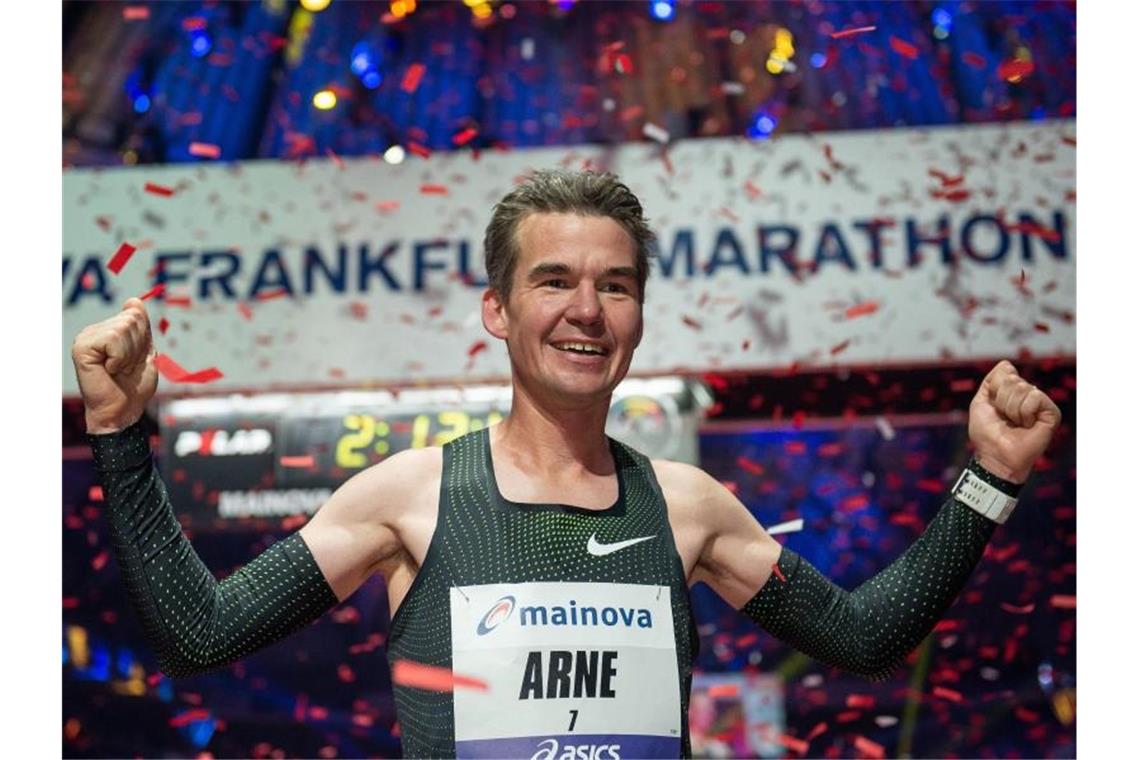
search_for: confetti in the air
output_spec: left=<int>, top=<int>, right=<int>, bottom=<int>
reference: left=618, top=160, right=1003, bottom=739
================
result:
left=106, top=242, right=137, bottom=275
left=830, top=26, right=877, bottom=39
left=144, top=182, right=175, bottom=197
left=154, top=354, right=224, bottom=384
left=188, top=142, right=221, bottom=159
left=766, top=518, right=804, bottom=536
left=139, top=283, right=165, bottom=301
left=391, top=660, right=488, bottom=693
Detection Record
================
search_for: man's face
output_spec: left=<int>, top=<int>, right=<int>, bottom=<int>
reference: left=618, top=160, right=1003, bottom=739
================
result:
left=482, top=212, right=644, bottom=409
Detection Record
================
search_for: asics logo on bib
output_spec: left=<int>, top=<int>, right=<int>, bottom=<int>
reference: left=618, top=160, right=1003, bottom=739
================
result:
left=531, top=738, right=621, bottom=760
left=476, top=595, right=516, bottom=636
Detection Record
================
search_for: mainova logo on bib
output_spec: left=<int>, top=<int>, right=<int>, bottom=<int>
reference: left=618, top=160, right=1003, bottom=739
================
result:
left=476, top=595, right=516, bottom=636
left=476, top=595, right=654, bottom=637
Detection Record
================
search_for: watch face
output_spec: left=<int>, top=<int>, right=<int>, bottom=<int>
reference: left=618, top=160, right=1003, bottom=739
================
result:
left=606, top=393, right=684, bottom=460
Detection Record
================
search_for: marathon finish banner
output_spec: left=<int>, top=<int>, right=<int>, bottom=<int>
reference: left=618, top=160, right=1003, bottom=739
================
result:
left=62, top=119, right=1075, bottom=396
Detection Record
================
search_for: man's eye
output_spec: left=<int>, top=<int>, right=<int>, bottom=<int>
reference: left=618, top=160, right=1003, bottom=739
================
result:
left=542, top=279, right=569, bottom=288
left=602, top=283, right=630, bottom=294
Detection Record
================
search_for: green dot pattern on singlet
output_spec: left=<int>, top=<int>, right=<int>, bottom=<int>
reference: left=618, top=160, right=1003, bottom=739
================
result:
left=741, top=496, right=996, bottom=682
left=386, top=426, right=697, bottom=759
left=88, top=422, right=338, bottom=678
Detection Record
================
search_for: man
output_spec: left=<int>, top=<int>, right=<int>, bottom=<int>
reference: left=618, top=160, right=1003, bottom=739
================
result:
left=73, top=170, right=1061, bottom=758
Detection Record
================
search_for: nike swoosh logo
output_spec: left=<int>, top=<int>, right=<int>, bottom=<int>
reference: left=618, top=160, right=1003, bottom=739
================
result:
left=586, top=533, right=657, bottom=557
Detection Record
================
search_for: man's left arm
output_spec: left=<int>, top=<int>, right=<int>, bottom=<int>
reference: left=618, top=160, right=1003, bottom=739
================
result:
left=694, top=361, right=1061, bottom=680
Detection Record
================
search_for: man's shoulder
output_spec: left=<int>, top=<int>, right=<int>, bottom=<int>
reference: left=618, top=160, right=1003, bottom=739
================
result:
left=649, top=458, right=722, bottom=504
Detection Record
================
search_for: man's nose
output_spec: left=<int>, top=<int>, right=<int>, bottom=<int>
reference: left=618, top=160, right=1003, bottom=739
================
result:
left=566, top=282, right=603, bottom=324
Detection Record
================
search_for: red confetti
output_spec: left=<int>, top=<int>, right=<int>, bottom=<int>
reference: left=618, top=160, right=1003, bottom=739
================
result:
left=139, top=283, right=165, bottom=301
left=452, top=127, right=479, bottom=146
left=106, top=242, right=137, bottom=275
left=1000, top=602, right=1036, bottom=614
left=853, top=735, right=885, bottom=759
left=770, top=562, right=787, bottom=583
left=805, top=722, right=828, bottom=742
left=998, top=58, right=1035, bottom=81
left=846, top=694, right=876, bottom=710
left=237, top=302, right=253, bottom=321
left=157, top=317, right=170, bottom=335
left=406, top=142, right=432, bottom=159
left=889, top=36, right=920, bottom=60
left=169, top=709, right=211, bottom=728
left=401, top=63, right=426, bottom=93
left=144, top=182, right=175, bottom=197
left=830, top=339, right=851, bottom=356
left=831, top=25, right=877, bottom=39
left=88, top=485, right=103, bottom=502
left=1049, top=594, right=1076, bottom=610
left=91, top=551, right=109, bottom=571
left=164, top=294, right=191, bottom=308
left=326, top=148, right=346, bottom=170
left=254, top=288, right=290, bottom=301
left=467, top=341, right=488, bottom=359
left=844, top=301, right=879, bottom=319
left=376, top=200, right=401, bottom=212
left=681, top=315, right=702, bottom=330
left=280, top=456, right=315, bottom=469
left=181, top=16, right=206, bottom=31
left=736, top=456, right=765, bottom=476
left=122, top=6, right=150, bottom=20
left=420, top=184, right=449, bottom=195
left=932, top=686, right=964, bottom=703
left=153, top=354, right=224, bottom=384
left=962, top=51, right=987, bottom=69
left=188, top=142, right=221, bottom=159
left=778, top=734, right=808, bottom=755
left=706, top=683, right=740, bottom=698
left=391, top=660, right=488, bottom=693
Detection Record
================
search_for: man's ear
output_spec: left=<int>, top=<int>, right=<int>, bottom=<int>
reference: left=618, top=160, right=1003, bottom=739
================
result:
left=481, top=288, right=509, bottom=340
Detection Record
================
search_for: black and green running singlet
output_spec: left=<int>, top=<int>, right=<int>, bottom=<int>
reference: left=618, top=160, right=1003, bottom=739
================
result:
left=386, top=426, right=698, bottom=758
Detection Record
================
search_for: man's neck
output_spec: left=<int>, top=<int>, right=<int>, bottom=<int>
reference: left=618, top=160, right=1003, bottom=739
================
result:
left=491, top=389, right=614, bottom=476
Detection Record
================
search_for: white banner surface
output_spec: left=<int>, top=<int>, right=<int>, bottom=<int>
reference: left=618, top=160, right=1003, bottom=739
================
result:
left=62, top=120, right=1075, bottom=396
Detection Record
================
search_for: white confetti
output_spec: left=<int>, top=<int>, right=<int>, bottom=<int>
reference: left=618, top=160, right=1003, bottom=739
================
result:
left=642, top=122, right=670, bottom=144
left=521, top=38, right=535, bottom=60
left=721, top=81, right=744, bottom=95
left=766, top=518, right=804, bottom=536
left=875, top=415, right=895, bottom=440
left=874, top=715, right=899, bottom=728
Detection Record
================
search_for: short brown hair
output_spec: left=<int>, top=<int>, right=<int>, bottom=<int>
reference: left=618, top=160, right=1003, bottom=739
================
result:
left=483, top=169, right=655, bottom=304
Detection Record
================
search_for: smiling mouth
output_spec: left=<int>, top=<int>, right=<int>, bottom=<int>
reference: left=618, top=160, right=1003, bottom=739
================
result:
left=551, top=341, right=609, bottom=356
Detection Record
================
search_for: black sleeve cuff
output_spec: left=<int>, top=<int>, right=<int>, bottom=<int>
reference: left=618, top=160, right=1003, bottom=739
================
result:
left=88, top=420, right=153, bottom=472
left=967, top=457, right=1024, bottom=497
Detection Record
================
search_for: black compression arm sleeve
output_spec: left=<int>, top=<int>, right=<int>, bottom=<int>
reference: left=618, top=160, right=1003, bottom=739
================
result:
left=740, top=496, right=996, bottom=681
left=89, top=421, right=339, bottom=678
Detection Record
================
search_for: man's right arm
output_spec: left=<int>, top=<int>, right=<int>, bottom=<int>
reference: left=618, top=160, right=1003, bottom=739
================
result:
left=76, top=299, right=409, bottom=677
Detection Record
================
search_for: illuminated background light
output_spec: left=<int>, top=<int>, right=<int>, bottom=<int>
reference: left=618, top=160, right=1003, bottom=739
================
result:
left=810, top=52, right=827, bottom=68
left=383, top=144, right=405, bottom=164
left=132, top=94, right=150, bottom=113
left=747, top=110, right=777, bottom=140
left=299, top=0, right=332, bottom=11
left=189, top=31, right=211, bottom=58
left=362, top=69, right=382, bottom=89
left=312, top=89, right=337, bottom=109
left=650, top=0, right=675, bottom=22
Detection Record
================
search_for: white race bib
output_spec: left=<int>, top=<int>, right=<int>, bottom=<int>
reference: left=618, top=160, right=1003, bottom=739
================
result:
left=450, top=582, right=682, bottom=759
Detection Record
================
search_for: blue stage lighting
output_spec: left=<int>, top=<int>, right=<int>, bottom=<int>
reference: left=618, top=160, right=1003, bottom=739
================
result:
left=362, top=69, right=382, bottom=89
left=650, top=0, right=674, bottom=22
left=932, top=8, right=953, bottom=29
left=350, top=42, right=374, bottom=75
left=810, top=52, right=827, bottom=68
left=747, top=110, right=777, bottom=139
left=190, top=31, right=212, bottom=58
left=132, top=94, right=151, bottom=113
